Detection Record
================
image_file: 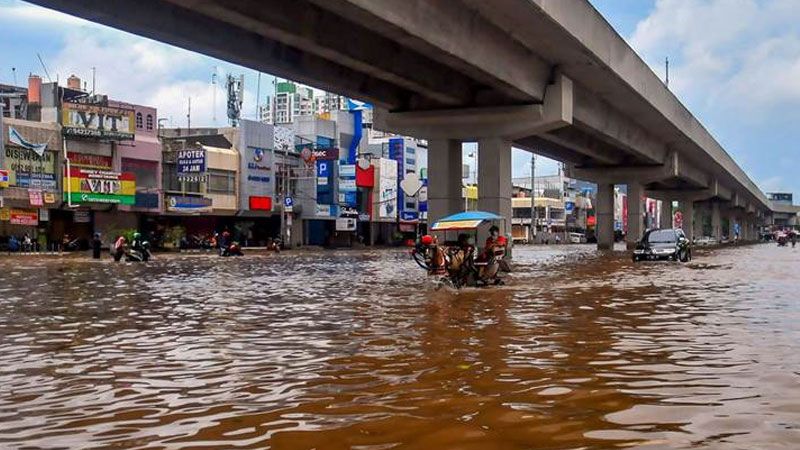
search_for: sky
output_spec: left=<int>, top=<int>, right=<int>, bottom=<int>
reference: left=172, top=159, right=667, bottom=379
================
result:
left=0, top=0, right=798, bottom=195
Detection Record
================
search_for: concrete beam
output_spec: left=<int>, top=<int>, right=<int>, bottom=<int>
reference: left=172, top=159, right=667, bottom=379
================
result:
left=428, top=139, right=464, bottom=225
left=308, top=0, right=552, bottom=104
left=27, top=0, right=407, bottom=109
left=572, top=85, right=667, bottom=165
left=166, top=0, right=474, bottom=107
left=538, top=127, right=624, bottom=165
left=374, top=74, right=572, bottom=139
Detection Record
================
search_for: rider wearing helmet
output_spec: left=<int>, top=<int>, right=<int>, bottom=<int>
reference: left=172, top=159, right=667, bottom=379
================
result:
left=131, top=232, right=144, bottom=253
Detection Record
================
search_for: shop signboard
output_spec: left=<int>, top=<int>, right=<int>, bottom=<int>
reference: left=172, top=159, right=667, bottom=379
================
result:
left=176, top=147, right=207, bottom=182
left=9, top=208, right=37, bottom=226
left=0, top=170, right=8, bottom=188
left=4, top=146, right=57, bottom=188
left=389, top=138, right=405, bottom=214
left=38, top=208, right=49, bottom=222
left=401, top=211, right=419, bottom=222
left=312, top=147, right=339, bottom=161
left=64, top=168, right=136, bottom=205
left=377, top=158, right=398, bottom=220
left=61, top=102, right=135, bottom=140
left=241, top=146, right=274, bottom=211
left=43, top=192, right=56, bottom=204
left=565, top=201, right=575, bottom=214
left=28, top=189, right=43, bottom=207
left=0, top=207, right=9, bottom=221
left=73, top=210, right=91, bottom=223
left=8, top=127, right=47, bottom=157
left=315, top=204, right=338, bottom=217
left=166, top=195, right=213, bottom=214
left=67, top=152, right=113, bottom=169
left=335, top=217, right=356, bottom=231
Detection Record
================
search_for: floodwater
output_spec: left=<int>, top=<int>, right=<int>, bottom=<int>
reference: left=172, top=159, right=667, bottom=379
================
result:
left=0, top=244, right=798, bottom=449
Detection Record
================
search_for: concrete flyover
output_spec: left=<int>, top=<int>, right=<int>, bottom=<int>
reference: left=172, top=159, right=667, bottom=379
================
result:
left=27, top=0, right=778, bottom=247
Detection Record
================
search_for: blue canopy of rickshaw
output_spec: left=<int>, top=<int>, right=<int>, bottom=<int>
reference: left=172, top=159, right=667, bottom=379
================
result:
left=437, top=211, right=503, bottom=222
left=430, top=211, right=503, bottom=231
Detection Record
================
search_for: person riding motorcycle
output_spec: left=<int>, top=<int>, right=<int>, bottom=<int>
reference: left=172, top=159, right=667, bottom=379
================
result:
left=128, top=232, right=151, bottom=262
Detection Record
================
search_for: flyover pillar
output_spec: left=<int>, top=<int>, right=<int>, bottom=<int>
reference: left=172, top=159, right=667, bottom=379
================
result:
left=680, top=200, right=695, bottom=242
left=711, top=201, right=722, bottom=242
left=477, top=137, right=513, bottom=233
left=596, top=183, right=615, bottom=250
left=626, top=183, right=644, bottom=249
left=660, top=200, right=673, bottom=229
left=728, top=211, right=737, bottom=241
left=428, top=139, right=464, bottom=226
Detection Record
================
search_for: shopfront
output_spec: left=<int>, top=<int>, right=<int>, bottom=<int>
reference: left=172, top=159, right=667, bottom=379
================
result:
left=0, top=118, right=61, bottom=248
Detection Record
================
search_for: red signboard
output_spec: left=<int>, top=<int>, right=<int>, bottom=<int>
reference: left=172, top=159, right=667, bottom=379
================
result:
left=67, top=152, right=113, bottom=169
left=356, top=165, right=375, bottom=188
left=10, top=209, right=38, bottom=226
left=249, top=196, right=273, bottom=211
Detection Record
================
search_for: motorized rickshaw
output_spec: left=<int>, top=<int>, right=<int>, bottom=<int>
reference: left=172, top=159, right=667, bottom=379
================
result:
left=411, top=211, right=511, bottom=288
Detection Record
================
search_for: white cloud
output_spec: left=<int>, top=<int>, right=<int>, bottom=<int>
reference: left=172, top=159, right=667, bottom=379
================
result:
left=0, top=1, right=88, bottom=26
left=631, top=0, right=800, bottom=116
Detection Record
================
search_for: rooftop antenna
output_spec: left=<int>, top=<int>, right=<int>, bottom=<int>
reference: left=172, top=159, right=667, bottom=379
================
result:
left=11, top=67, right=17, bottom=86
left=91, top=66, right=96, bottom=94
left=36, top=53, right=52, bottom=82
left=665, top=56, right=670, bottom=87
left=187, top=97, right=191, bottom=129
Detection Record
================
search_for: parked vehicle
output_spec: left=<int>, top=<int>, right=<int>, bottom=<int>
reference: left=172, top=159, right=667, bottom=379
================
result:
left=569, top=232, right=586, bottom=244
left=632, top=228, right=692, bottom=262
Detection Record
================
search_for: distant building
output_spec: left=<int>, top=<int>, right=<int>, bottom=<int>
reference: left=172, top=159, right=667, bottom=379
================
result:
left=261, top=81, right=314, bottom=124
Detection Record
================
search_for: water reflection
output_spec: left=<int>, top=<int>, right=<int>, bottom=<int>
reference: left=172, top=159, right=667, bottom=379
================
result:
left=0, top=245, right=798, bottom=449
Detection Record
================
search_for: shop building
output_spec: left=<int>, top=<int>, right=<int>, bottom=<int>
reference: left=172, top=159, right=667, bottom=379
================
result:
left=0, top=117, right=61, bottom=248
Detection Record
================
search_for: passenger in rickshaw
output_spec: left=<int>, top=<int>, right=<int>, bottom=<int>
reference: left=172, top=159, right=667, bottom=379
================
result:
left=449, top=233, right=474, bottom=273
left=477, top=225, right=502, bottom=262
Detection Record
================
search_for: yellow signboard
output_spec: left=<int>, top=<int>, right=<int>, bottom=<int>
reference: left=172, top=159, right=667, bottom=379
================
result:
left=0, top=207, right=10, bottom=221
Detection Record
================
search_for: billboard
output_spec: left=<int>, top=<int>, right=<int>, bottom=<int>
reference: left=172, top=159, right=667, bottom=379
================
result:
left=3, top=146, right=56, bottom=189
left=166, top=195, right=212, bottom=213
left=64, top=168, right=136, bottom=205
left=176, top=147, right=207, bottom=183
left=377, top=158, right=398, bottom=220
left=62, top=102, right=135, bottom=140
left=242, top=146, right=274, bottom=211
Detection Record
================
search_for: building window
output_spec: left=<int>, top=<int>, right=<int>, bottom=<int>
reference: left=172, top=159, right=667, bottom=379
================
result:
left=135, top=112, right=143, bottom=129
left=208, top=169, right=236, bottom=194
left=122, top=158, right=158, bottom=189
left=146, top=114, right=153, bottom=130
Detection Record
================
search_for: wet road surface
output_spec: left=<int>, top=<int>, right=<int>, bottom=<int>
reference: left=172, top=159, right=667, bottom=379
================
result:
left=0, top=244, right=798, bottom=449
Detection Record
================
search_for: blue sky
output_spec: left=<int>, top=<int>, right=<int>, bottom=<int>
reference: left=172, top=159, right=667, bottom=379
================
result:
left=0, top=0, right=798, bottom=196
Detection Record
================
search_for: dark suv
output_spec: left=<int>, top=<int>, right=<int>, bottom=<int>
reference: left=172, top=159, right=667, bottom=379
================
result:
left=632, top=228, right=692, bottom=262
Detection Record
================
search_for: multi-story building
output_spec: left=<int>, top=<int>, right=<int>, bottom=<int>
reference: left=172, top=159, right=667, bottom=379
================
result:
left=262, top=81, right=314, bottom=125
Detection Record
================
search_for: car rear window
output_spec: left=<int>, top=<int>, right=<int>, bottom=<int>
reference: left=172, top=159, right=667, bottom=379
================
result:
left=648, top=230, right=676, bottom=243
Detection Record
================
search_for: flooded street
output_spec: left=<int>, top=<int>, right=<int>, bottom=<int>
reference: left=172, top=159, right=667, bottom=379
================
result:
left=0, top=244, right=798, bottom=449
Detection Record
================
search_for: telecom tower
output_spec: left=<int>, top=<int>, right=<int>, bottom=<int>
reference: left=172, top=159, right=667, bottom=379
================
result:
left=226, top=74, right=244, bottom=127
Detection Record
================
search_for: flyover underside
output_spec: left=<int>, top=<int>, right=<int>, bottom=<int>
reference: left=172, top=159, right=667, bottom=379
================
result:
left=26, top=0, right=772, bottom=222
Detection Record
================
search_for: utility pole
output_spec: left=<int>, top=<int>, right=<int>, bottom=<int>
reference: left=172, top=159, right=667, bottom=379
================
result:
left=187, top=97, right=191, bottom=130
left=665, top=57, right=670, bottom=87
left=530, top=154, right=537, bottom=243
left=91, top=66, right=96, bottom=95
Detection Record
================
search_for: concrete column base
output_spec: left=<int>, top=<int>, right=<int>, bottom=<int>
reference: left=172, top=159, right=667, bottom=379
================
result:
left=477, top=137, right=513, bottom=233
left=711, top=201, right=721, bottom=242
left=626, top=182, right=644, bottom=249
left=680, top=200, right=695, bottom=242
left=660, top=199, right=672, bottom=229
left=428, top=139, right=463, bottom=226
left=596, top=183, right=615, bottom=250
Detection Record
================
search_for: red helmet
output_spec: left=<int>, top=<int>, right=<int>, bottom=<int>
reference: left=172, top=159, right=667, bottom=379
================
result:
left=420, top=234, right=434, bottom=245
left=496, top=236, right=508, bottom=246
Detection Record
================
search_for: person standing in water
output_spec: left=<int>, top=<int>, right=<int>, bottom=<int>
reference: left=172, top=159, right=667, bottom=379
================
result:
left=92, top=233, right=102, bottom=259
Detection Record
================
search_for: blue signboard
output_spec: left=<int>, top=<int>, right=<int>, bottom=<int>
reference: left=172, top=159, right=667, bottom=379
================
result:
left=401, top=211, right=419, bottom=221
left=565, top=201, right=575, bottom=213
left=389, top=138, right=404, bottom=214
left=177, top=148, right=206, bottom=174
left=317, top=160, right=331, bottom=178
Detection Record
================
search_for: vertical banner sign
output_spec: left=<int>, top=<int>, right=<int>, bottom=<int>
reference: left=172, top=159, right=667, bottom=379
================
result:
left=338, top=163, right=357, bottom=207
left=389, top=138, right=404, bottom=217
left=177, top=147, right=207, bottom=183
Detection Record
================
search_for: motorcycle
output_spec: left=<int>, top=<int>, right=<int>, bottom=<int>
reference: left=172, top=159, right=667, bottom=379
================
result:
left=220, top=241, right=244, bottom=257
left=126, top=241, right=152, bottom=262
left=412, top=211, right=509, bottom=289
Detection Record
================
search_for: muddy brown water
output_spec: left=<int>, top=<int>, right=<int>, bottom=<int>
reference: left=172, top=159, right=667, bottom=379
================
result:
left=0, top=244, right=798, bottom=449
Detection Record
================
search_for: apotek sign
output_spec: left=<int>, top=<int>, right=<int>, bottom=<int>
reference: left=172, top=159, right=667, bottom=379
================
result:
left=177, top=148, right=207, bottom=182
left=62, top=102, right=135, bottom=140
